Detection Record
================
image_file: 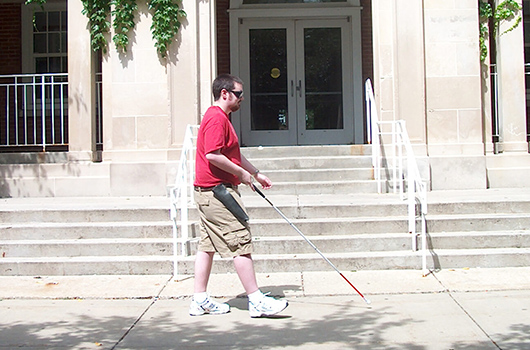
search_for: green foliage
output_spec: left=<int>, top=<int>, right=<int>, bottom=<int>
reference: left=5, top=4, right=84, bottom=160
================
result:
left=495, top=0, right=523, bottom=35
left=479, top=0, right=522, bottom=62
left=112, top=0, right=138, bottom=52
left=25, top=0, right=46, bottom=6
left=25, top=0, right=186, bottom=58
left=81, top=0, right=112, bottom=53
left=148, top=0, right=186, bottom=58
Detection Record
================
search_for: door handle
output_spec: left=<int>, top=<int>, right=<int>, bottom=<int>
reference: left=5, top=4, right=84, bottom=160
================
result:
left=296, top=80, right=302, bottom=98
left=291, top=80, right=294, bottom=97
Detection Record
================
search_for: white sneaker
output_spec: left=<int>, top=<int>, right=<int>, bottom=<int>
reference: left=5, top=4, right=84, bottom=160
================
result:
left=189, top=296, right=230, bottom=316
left=249, top=294, right=288, bottom=318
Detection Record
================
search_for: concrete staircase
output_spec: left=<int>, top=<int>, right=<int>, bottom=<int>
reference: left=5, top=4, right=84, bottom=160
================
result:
left=1, top=145, right=530, bottom=275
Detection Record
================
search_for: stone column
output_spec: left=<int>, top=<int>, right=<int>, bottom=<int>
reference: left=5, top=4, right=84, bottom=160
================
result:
left=67, top=0, right=97, bottom=161
left=168, top=0, right=215, bottom=149
left=372, top=0, right=429, bottom=186
left=98, top=0, right=207, bottom=195
left=424, top=0, right=486, bottom=190
left=495, top=0, right=527, bottom=153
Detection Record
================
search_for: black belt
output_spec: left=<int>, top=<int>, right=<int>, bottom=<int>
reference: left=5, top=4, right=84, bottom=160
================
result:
left=194, top=183, right=237, bottom=192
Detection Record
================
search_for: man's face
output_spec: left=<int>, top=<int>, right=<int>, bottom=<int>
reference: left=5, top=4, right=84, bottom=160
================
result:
left=227, top=82, right=244, bottom=113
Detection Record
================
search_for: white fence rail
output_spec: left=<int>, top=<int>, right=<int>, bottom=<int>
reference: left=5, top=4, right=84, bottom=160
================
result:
left=0, top=74, right=68, bottom=150
left=170, top=124, right=200, bottom=276
left=365, top=79, right=429, bottom=276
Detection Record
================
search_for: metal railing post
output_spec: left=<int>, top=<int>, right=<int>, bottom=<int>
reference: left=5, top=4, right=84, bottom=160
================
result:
left=365, top=79, right=429, bottom=275
left=170, top=124, right=199, bottom=276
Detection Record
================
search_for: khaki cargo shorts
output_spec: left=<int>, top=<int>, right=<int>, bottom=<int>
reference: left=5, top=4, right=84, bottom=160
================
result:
left=194, top=186, right=253, bottom=258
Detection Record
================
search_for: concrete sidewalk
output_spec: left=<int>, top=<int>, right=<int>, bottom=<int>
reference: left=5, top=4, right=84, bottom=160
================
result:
left=1, top=267, right=529, bottom=349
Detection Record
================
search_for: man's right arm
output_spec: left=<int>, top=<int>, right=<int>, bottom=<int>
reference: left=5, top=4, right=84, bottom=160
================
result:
left=205, top=150, right=253, bottom=186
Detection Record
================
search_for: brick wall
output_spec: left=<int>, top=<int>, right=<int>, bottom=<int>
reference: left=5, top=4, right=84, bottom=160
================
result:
left=360, top=0, right=373, bottom=83
left=0, top=3, right=22, bottom=75
left=216, top=0, right=231, bottom=75
left=215, top=1, right=373, bottom=80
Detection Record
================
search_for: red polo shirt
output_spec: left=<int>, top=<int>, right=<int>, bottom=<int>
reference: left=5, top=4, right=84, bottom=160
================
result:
left=194, top=106, right=242, bottom=187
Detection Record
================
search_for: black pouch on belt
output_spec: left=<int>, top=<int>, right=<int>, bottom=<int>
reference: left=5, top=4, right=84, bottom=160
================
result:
left=212, top=184, right=249, bottom=224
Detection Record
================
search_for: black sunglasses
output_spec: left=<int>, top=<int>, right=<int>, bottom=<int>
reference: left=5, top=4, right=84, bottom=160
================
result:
left=228, top=90, right=244, bottom=98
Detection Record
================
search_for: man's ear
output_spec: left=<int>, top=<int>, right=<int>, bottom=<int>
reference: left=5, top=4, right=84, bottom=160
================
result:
left=220, top=88, right=228, bottom=100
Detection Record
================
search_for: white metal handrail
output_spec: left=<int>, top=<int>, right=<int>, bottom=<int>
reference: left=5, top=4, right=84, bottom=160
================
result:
left=365, top=79, right=429, bottom=276
left=170, top=124, right=200, bottom=276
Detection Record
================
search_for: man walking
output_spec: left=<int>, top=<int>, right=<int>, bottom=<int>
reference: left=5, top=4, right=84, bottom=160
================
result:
left=189, top=74, right=288, bottom=318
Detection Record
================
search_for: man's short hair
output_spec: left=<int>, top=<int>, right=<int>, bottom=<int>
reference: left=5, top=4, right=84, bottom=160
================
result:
left=212, top=74, right=244, bottom=101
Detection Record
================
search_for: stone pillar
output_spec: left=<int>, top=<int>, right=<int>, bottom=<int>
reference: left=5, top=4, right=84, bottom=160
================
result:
left=67, top=0, right=97, bottom=161
left=168, top=0, right=215, bottom=149
left=98, top=0, right=207, bottom=195
left=372, top=0, right=426, bottom=140
left=424, top=0, right=486, bottom=190
left=372, top=0, right=429, bottom=186
left=495, top=0, right=527, bottom=153
left=101, top=0, right=171, bottom=163
left=393, top=0, right=427, bottom=146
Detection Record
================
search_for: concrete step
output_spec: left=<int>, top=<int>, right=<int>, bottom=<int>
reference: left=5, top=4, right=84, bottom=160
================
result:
left=426, top=214, right=530, bottom=233
left=0, top=221, right=177, bottom=240
left=427, top=230, right=530, bottom=249
left=173, top=248, right=530, bottom=274
left=241, top=180, right=379, bottom=195
left=2, top=247, right=528, bottom=276
left=4, top=225, right=529, bottom=260
left=242, top=145, right=372, bottom=158
left=264, top=168, right=374, bottom=182
left=249, top=217, right=408, bottom=236
left=0, top=208, right=169, bottom=224
left=0, top=256, right=174, bottom=275
left=0, top=238, right=175, bottom=257
left=248, top=156, right=372, bottom=170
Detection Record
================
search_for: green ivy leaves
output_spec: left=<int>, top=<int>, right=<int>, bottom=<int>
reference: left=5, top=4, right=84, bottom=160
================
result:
left=112, top=0, right=137, bottom=52
left=26, top=0, right=185, bottom=58
left=81, top=0, right=112, bottom=53
left=149, top=0, right=186, bottom=58
left=479, top=0, right=522, bottom=62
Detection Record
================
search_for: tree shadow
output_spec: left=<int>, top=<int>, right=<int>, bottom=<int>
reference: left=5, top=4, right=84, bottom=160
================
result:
left=2, top=292, right=527, bottom=349
left=128, top=300, right=426, bottom=350
left=449, top=323, right=530, bottom=350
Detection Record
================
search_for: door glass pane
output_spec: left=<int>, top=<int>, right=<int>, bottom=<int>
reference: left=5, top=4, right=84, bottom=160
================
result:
left=35, top=57, right=48, bottom=73
left=249, top=29, right=288, bottom=131
left=48, top=33, right=61, bottom=53
left=48, top=11, right=61, bottom=31
left=34, top=33, right=47, bottom=54
left=49, top=57, right=62, bottom=72
left=304, top=27, right=343, bottom=130
left=34, top=12, right=47, bottom=32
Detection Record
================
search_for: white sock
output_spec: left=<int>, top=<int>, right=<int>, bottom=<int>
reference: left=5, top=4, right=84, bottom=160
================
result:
left=248, top=290, right=264, bottom=304
left=194, top=292, right=208, bottom=303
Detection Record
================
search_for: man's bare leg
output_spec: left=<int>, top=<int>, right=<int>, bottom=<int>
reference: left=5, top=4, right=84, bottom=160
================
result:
left=190, top=251, right=230, bottom=315
left=193, top=251, right=215, bottom=293
left=233, top=253, right=259, bottom=294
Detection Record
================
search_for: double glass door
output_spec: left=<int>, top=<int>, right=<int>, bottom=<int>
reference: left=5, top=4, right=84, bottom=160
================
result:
left=239, top=18, right=354, bottom=146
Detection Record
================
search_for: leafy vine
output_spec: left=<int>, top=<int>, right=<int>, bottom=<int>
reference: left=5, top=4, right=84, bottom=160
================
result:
left=148, top=0, right=186, bottom=58
left=80, top=0, right=112, bottom=53
left=479, top=0, right=522, bottom=62
left=112, top=0, right=137, bottom=52
left=25, top=0, right=185, bottom=58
